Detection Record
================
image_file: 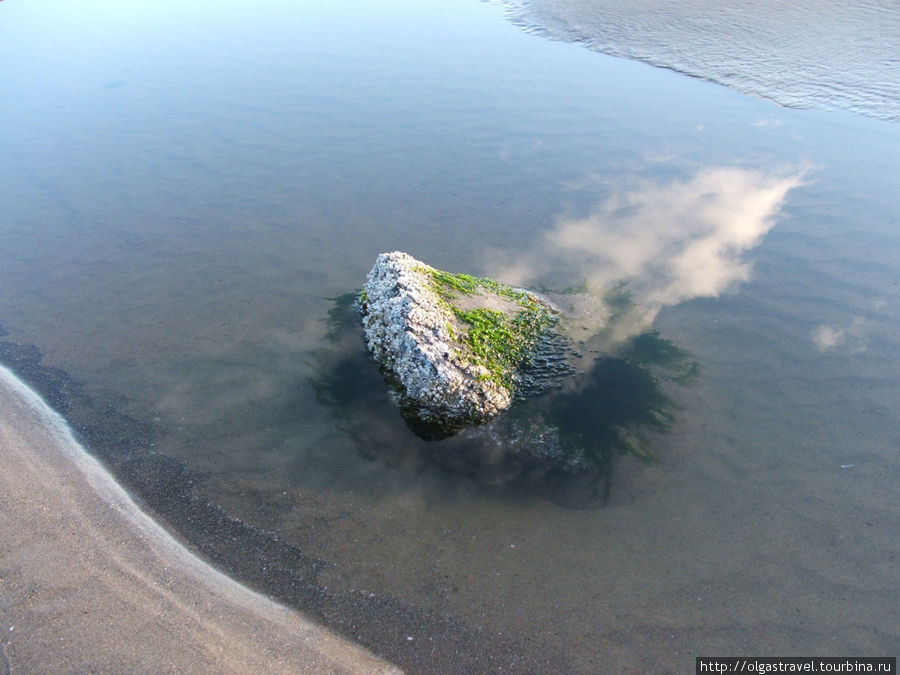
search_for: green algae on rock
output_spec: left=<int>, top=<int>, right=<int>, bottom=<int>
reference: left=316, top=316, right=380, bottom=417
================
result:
left=359, top=252, right=567, bottom=439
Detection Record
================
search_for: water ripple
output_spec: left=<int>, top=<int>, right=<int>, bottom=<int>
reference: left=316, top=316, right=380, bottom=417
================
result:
left=498, top=0, right=900, bottom=122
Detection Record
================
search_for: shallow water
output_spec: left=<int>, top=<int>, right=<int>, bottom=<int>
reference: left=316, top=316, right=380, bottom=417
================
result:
left=1, top=0, right=898, bottom=670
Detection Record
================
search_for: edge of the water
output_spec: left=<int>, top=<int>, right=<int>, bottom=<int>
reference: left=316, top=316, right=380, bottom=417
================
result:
left=0, top=361, right=398, bottom=673
left=0, top=332, right=572, bottom=672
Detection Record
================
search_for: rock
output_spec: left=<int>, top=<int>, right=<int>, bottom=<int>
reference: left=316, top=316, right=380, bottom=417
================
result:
left=359, top=252, right=567, bottom=439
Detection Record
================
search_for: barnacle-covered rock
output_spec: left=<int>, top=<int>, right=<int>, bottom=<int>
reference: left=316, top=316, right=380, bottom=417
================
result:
left=359, top=252, right=570, bottom=439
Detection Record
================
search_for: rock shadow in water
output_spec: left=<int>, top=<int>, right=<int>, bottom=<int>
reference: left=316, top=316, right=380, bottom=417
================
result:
left=310, top=291, right=699, bottom=505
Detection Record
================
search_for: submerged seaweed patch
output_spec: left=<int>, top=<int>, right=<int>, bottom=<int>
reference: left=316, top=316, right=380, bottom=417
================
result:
left=626, top=329, right=701, bottom=384
left=545, top=328, right=699, bottom=501
left=324, top=291, right=363, bottom=341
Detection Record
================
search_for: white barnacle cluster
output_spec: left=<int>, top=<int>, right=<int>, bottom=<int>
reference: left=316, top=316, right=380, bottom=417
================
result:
left=360, top=252, right=512, bottom=429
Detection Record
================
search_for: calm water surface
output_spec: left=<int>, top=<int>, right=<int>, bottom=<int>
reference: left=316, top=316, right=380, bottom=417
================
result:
left=1, top=0, right=898, bottom=670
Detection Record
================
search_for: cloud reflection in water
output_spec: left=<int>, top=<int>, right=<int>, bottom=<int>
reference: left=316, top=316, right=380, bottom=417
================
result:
left=493, top=167, right=805, bottom=329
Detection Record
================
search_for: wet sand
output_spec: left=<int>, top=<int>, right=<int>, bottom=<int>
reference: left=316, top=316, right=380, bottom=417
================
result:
left=0, top=365, right=399, bottom=674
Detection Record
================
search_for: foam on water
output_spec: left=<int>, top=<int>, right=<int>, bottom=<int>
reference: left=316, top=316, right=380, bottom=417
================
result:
left=498, top=0, right=900, bottom=122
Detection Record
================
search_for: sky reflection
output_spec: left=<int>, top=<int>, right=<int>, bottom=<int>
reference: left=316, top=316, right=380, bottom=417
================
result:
left=813, top=317, right=869, bottom=353
left=493, top=167, right=805, bottom=331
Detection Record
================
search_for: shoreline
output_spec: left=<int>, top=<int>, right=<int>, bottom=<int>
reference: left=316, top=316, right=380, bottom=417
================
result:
left=0, top=363, right=399, bottom=673
left=0, top=339, right=554, bottom=672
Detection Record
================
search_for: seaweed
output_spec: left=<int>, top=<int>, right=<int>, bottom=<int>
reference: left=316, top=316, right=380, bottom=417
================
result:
left=452, top=305, right=555, bottom=387
left=417, top=265, right=559, bottom=389
left=545, top=327, right=699, bottom=501
left=323, top=291, right=363, bottom=341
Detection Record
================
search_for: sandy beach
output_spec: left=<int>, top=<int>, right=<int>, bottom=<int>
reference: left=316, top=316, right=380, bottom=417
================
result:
left=0, top=364, right=398, bottom=674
